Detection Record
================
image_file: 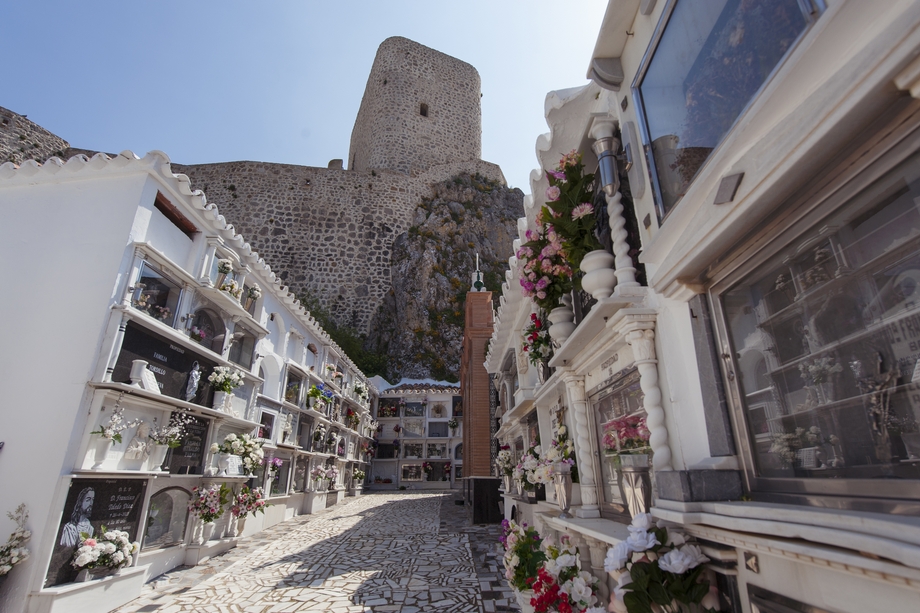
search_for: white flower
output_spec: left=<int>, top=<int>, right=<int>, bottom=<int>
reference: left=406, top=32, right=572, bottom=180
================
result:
left=533, top=445, right=542, bottom=455
left=665, top=529, right=687, bottom=547
left=569, top=575, right=595, bottom=604
left=658, top=544, right=709, bottom=574
left=629, top=512, right=655, bottom=533
left=555, top=553, right=577, bottom=569
left=626, top=529, right=659, bottom=552
left=605, top=541, right=630, bottom=571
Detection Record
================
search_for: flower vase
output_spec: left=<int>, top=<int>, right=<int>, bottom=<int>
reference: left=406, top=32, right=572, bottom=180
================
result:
left=552, top=463, right=573, bottom=518
left=147, top=444, right=170, bottom=471
left=213, top=391, right=233, bottom=412
left=236, top=516, right=247, bottom=537
left=547, top=302, right=576, bottom=345
left=617, top=454, right=652, bottom=518
left=92, top=436, right=113, bottom=470
left=75, top=567, right=116, bottom=582
left=215, top=272, right=227, bottom=289
left=514, top=589, right=536, bottom=613
left=243, top=296, right=254, bottom=312
left=217, top=453, right=232, bottom=476
left=816, top=382, right=834, bottom=405
left=502, top=475, right=512, bottom=493
left=200, top=521, right=216, bottom=544
left=580, top=249, right=616, bottom=300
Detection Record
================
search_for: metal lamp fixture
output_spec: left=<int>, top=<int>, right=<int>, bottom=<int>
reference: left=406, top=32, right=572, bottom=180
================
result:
left=592, top=136, right=621, bottom=197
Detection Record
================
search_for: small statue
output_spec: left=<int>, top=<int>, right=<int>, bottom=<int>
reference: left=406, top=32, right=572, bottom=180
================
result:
left=281, top=413, right=294, bottom=443
left=184, top=361, right=201, bottom=402
left=124, top=421, right=151, bottom=460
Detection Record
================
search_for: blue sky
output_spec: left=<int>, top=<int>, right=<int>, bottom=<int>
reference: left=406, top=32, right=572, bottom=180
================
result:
left=2, top=1, right=607, bottom=192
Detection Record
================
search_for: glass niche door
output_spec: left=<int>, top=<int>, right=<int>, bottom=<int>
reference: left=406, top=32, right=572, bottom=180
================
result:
left=720, top=148, right=920, bottom=504
left=590, top=368, right=645, bottom=518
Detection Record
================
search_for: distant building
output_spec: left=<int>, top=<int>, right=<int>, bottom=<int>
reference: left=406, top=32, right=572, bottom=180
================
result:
left=368, top=378, right=462, bottom=488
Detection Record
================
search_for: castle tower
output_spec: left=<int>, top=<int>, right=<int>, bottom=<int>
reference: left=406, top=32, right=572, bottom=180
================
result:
left=348, top=37, right=482, bottom=177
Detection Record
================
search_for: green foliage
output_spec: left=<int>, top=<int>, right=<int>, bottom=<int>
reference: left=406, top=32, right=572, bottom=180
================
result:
left=295, top=289, right=388, bottom=378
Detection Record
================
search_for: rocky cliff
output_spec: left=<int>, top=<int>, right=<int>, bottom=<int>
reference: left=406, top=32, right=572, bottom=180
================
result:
left=365, top=173, right=523, bottom=382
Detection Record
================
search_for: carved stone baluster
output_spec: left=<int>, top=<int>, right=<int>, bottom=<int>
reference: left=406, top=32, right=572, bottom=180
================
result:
left=584, top=536, right=611, bottom=604
left=626, top=327, right=672, bottom=470
left=607, top=188, right=639, bottom=290
left=562, top=373, right=600, bottom=517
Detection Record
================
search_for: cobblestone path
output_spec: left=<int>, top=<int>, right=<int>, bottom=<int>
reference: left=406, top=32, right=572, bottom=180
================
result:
left=114, top=492, right=517, bottom=613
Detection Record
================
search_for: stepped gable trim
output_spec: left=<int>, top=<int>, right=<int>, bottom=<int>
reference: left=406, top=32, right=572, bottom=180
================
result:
left=0, top=150, right=369, bottom=381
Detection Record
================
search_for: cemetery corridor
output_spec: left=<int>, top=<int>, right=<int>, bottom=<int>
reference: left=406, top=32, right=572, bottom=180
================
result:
left=114, top=492, right=515, bottom=613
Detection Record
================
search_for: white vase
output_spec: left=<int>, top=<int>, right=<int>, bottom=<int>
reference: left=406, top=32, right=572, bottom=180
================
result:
left=92, top=436, right=113, bottom=470
left=547, top=303, right=576, bottom=345
left=235, top=516, right=247, bottom=537
left=147, top=444, right=170, bottom=471
left=200, top=521, right=216, bottom=544
left=213, top=391, right=232, bottom=412
left=217, top=453, right=232, bottom=476
left=514, top=589, right=535, bottom=613
left=580, top=249, right=617, bottom=299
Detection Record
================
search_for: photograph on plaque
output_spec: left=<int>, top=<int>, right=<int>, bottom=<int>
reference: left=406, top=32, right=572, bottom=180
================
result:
left=45, top=478, right=147, bottom=587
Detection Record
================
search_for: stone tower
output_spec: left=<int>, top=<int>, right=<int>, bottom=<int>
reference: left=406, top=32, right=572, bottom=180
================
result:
left=348, top=36, right=482, bottom=177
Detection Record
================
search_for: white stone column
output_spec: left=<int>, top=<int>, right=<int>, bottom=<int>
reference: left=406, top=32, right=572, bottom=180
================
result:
left=625, top=327, right=672, bottom=470
left=562, top=373, right=600, bottom=517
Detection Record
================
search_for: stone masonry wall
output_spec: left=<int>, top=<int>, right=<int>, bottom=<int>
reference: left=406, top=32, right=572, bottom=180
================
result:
left=172, top=158, right=505, bottom=332
left=0, top=106, right=69, bottom=165
left=348, top=37, right=481, bottom=176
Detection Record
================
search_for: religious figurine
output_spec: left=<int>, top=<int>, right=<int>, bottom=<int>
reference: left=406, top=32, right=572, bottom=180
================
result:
left=124, top=421, right=151, bottom=460
left=184, top=361, right=201, bottom=402
left=281, top=413, right=294, bottom=444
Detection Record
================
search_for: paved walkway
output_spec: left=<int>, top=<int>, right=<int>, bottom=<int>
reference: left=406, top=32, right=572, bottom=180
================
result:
left=114, top=492, right=518, bottom=613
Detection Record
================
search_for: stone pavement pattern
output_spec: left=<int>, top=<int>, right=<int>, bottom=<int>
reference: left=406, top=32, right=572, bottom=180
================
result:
left=114, top=492, right=518, bottom=613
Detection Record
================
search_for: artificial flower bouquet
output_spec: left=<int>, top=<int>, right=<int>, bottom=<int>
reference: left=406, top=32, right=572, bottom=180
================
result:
left=148, top=410, right=196, bottom=448
left=210, top=433, right=265, bottom=473
left=310, top=466, right=328, bottom=484
left=516, top=221, right=574, bottom=313
left=542, top=150, right=602, bottom=271
left=208, top=366, right=245, bottom=394
left=543, top=425, right=578, bottom=482
left=247, top=283, right=262, bottom=300
left=268, top=456, right=284, bottom=477
left=522, top=311, right=552, bottom=366
left=91, top=405, right=140, bottom=445
left=353, top=469, right=366, bottom=482
left=531, top=534, right=600, bottom=613
left=603, top=414, right=651, bottom=455
left=500, top=519, right=546, bottom=593
left=604, top=513, right=713, bottom=613
left=216, top=258, right=233, bottom=275
left=798, top=356, right=843, bottom=385
left=513, top=445, right=543, bottom=491
left=188, top=484, right=231, bottom=524
left=0, top=504, right=31, bottom=577
left=220, top=279, right=243, bottom=299
left=72, top=526, right=138, bottom=571
left=231, top=486, right=267, bottom=518
left=422, top=461, right=433, bottom=475
left=497, top=445, right=516, bottom=477
left=448, top=418, right=459, bottom=429
left=325, top=466, right=339, bottom=483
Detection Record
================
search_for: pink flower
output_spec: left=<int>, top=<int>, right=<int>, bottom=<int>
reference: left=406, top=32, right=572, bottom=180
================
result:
left=547, top=169, right=566, bottom=181
left=84, top=538, right=97, bottom=547
left=572, top=203, right=593, bottom=220
left=545, top=185, right=561, bottom=201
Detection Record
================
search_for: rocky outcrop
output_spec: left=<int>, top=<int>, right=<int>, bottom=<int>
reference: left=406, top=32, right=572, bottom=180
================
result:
left=366, top=174, right=523, bottom=381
